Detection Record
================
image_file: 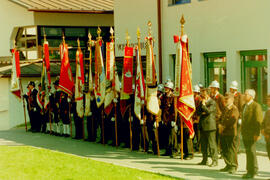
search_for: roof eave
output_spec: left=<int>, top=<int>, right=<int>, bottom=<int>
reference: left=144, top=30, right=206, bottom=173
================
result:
left=28, top=9, right=113, bottom=14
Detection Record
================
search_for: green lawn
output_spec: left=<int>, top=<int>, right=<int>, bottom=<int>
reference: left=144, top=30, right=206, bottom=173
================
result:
left=0, top=146, right=178, bottom=180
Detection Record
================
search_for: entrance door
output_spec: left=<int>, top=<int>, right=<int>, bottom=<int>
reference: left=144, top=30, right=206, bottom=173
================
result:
left=241, top=50, right=268, bottom=110
left=204, top=52, right=226, bottom=95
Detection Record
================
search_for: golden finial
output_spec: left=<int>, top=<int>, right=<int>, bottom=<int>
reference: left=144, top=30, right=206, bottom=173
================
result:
left=137, top=27, right=141, bottom=39
left=88, top=32, right=92, bottom=51
left=147, top=21, right=152, bottom=37
left=77, top=38, right=80, bottom=49
left=43, top=27, right=47, bottom=42
left=110, top=27, right=114, bottom=41
left=88, top=32, right=92, bottom=41
left=62, top=32, right=65, bottom=44
left=97, top=26, right=102, bottom=40
left=180, top=15, right=185, bottom=36
left=125, top=30, right=130, bottom=47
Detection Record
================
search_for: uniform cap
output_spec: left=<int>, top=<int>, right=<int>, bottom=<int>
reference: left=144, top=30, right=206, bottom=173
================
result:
left=230, top=81, right=238, bottom=90
left=209, top=80, right=220, bottom=89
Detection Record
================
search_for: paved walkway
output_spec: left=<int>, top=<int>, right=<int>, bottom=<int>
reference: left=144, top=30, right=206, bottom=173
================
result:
left=0, top=128, right=269, bottom=180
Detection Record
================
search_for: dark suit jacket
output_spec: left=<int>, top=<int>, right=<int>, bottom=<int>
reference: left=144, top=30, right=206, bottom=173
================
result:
left=220, top=104, right=239, bottom=136
left=233, top=92, right=244, bottom=119
left=197, top=98, right=217, bottom=131
left=262, top=110, right=270, bottom=136
left=241, top=101, right=263, bottom=140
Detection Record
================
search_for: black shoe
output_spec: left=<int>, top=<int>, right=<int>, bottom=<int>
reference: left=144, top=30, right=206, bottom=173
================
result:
left=184, top=156, right=193, bottom=160
left=220, top=166, right=230, bottom=172
left=198, top=161, right=208, bottom=165
left=242, top=173, right=254, bottom=179
left=209, top=160, right=218, bottom=167
left=228, top=167, right=236, bottom=174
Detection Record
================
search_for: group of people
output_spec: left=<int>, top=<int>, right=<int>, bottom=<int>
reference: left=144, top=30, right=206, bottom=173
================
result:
left=23, top=78, right=270, bottom=179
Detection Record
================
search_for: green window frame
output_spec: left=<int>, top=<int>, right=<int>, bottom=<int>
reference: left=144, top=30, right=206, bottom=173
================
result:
left=240, top=49, right=268, bottom=110
left=203, top=52, right=227, bottom=94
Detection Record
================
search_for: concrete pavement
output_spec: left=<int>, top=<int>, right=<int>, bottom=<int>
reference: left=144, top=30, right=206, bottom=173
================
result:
left=0, top=128, right=269, bottom=180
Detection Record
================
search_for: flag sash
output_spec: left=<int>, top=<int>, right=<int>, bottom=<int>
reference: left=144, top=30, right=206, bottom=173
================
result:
left=123, top=47, right=133, bottom=94
left=10, top=48, right=21, bottom=99
left=145, top=37, right=156, bottom=86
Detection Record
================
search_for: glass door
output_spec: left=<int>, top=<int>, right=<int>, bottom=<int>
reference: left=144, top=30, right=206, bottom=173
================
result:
left=241, top=50, right=268, bottom=110
left=204, top=52, right=227, bottom=94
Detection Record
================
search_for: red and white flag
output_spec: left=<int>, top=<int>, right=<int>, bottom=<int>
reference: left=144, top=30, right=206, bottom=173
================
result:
left=43, top=41, right=51, bottom=85
left=134, top=46, right=145, bottom=120
left=174, top=34, right=195, bottom=137
left=75, top=46, right=85, bottom=118
left=10, top=48, right=21, bottom=99
left=59, top=42, right=74, bottom=96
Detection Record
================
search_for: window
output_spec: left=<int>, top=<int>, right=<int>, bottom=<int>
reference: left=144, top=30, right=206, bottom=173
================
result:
left=240, top=50, right=268, bottom=110
left=204, top=52, right=227, bottom=94
left=169, top=0, right=191, bottom=5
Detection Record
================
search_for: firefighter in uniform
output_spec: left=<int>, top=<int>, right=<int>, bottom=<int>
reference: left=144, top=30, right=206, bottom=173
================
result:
left=162, top=80, right=177, bottom=157
left=27, top=81, right=40, bottom=132
left=52, top=80, right=61, bottom=135
left=229, top=81, right=244, bottom=152
left=209, top=80, right=225, bottom=154
left=197, top=88, right=218, bottom=167
left=219, top=92, right=239, bottom=174
left=192, top=85, right=202, bottom=152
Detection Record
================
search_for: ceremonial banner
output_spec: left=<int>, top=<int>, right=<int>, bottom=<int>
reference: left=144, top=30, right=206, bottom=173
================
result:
left=75, top=47, right=85, bottom=118
left=134, top=46, right=145, bottom=120
left=106, top=42, right=114, bottom=81
left=145, top=37, right=156, bottom=86
left=174, top=35, right=195, bottom=136
left=85, top=40, right=93, bottom=116
left=10, top=48, right=21, bottom=99
left=41, top=60, right=50, bottom=109
left=146, top=87, right=160, bottom=115
left=94, top=39, right=106, bottom=108
left=123, top=47, right=133, bottom=94
left=43, top=41, right=51, bottom=85
left=59, top=43, right=74, bottom=96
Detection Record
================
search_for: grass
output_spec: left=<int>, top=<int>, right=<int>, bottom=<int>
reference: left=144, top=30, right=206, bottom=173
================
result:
left=0, top=146, right=179, bottom=180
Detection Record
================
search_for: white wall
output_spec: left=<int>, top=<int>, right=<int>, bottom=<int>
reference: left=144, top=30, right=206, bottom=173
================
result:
left=161, top=0, right=270, bottom=91
left=114, top=0, right=160, bottom=81
left=0, top=0, right=33, bottom=57
left=0, top=78, right=9, bottom=130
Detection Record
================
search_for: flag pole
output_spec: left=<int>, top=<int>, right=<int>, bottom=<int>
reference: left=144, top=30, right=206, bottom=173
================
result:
left=43, top=28, right=52, bottom=135
left=137, top=28, right=146, bottom=152
left=180, top=15, right=185, bottom=161
left=110, top=27, right=119, bottom=148
left=14, top=39, right=27, bottom=132
left=77, top=38, right=85, bottom=140
left=126, top=30, right=133, bottom=151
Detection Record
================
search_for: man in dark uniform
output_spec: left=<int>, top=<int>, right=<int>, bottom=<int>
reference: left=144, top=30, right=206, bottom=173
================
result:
left=209, top=80, right=225, bottom=154
left=261, top=94, right=270, bottom=160
left=52, top=80, right=61, bottom=135
left=192, top=85, right=202, bottom=152
left=197, top=88, right=218, bottom=167
left=242, top=89, right=263, bottom=179
left=162, top=80, right=177, bottom=157
left=86, top=92, right=98, bottom=141
left=27, top=81, right=40, bottom=132
left=23, top=84, right=32, bottom=130
left=229, top=81, right=244, bottom=152
left=219, top=93, right=239, bottom=174
left=37, top=83, right=46, bottom=133
left=60, top=92, right=71, bottom=137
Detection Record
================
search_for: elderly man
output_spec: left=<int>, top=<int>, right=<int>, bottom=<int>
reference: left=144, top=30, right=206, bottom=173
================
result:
left=197, top=88, right=218, bottom=167
left=219, top=93, right=239, bottom=174
left=242, top=89, right=263, bottom=179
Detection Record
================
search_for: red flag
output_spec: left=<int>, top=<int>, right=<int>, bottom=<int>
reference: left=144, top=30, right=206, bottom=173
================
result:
left=43, top=41, right=51, bottom=85
left=10, top=48, right=21, bottom=98
left=59, top=43, right=74, bottom=96
left=175, top=35, right=195, bottom=137
left=145, top=37, right=156, bottom=86
left=123, top=47, right=133, bottom=94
